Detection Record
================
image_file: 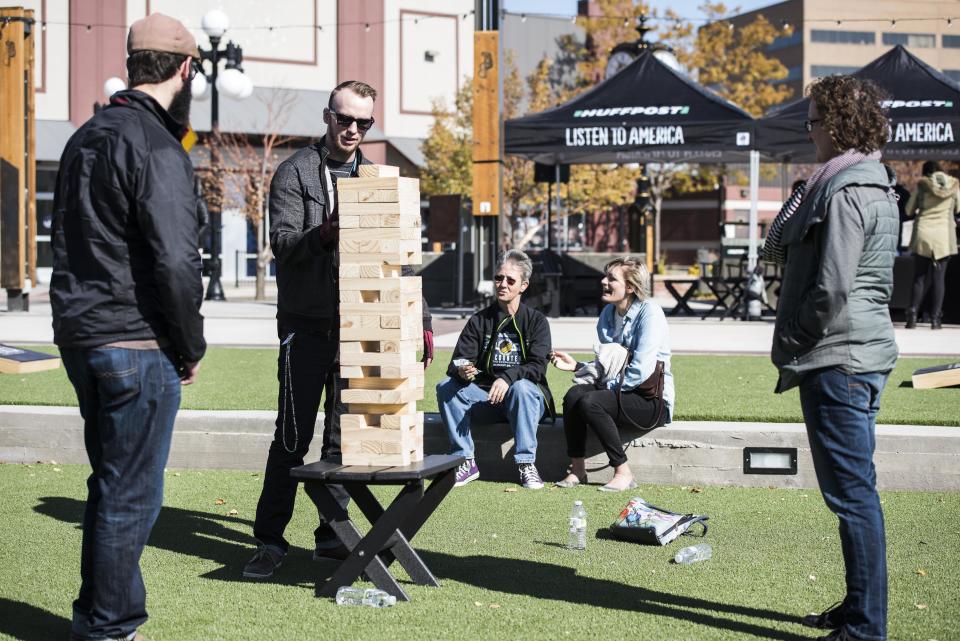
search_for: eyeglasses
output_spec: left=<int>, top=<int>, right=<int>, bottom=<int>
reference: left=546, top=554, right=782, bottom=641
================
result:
left=804, top=118, right=822, bottom=132
left=189, top=59, right=203, bottom=81
left=327, top=109, right=375, bottom=132
left=494, top=274, right=519, bottom=286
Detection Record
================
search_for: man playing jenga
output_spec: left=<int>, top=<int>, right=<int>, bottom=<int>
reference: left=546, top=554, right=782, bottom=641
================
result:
left=243, top=80, right=432, bottom=579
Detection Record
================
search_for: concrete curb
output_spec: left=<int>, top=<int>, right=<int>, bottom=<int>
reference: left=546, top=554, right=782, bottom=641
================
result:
left=2, top=405, right=958, bottom=491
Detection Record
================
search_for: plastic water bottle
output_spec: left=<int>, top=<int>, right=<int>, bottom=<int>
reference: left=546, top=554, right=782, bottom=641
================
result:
left=674, top=543, right=712, bottom=565
left=335, top=586, right=396, bottom=607
left=567, top=500, right=587, bottom=550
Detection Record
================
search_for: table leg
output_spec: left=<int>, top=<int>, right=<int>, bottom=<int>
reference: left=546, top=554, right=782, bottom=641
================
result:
left=305, top=481, right=413, bottom=601
left=346, top=482, right=440, bottom=587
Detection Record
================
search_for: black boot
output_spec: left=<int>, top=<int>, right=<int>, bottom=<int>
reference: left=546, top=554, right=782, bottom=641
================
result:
left=905, top=309, right=917, bottom=329
left=932, top=313, right=942, bottom=330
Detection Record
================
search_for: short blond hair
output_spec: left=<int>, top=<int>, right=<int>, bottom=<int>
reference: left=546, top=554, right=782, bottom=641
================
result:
left=604, top=256, right=650, bottom=301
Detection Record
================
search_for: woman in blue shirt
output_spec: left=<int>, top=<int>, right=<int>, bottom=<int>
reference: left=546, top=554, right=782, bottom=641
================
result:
left=552, top=256, right=674, bottom=492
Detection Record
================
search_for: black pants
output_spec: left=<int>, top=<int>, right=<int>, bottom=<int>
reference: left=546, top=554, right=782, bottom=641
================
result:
left=910, top=255, right=949, bottom=319
left=253, top=323, right=349, bottom=553
left=562, top=383, right=663, bottom=468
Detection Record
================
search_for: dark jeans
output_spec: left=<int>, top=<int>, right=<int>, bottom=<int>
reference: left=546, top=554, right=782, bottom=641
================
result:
left=60, top=347, right=181, bottom=641
left=800, top=367, right=889, bottom=641
left=910, top=255, right=949, bottom=319
left=253, top=325, right=349, bottom=553
left=562, top=383, right=663, bottom=468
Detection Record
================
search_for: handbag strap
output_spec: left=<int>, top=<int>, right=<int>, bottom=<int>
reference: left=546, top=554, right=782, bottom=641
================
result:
left=615, top=352, right=665, bottom=431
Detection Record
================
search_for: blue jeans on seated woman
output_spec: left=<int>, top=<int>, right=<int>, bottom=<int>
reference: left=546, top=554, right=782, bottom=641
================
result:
left=436, top=377, right=545, bottom=463
left=60, top=346, right=182, bottom=641
left=799, top=367, right=889, bottom=641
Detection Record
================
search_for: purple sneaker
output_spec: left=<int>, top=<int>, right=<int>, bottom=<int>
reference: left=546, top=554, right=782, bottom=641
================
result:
left=454, top=459, right=480, bottom=487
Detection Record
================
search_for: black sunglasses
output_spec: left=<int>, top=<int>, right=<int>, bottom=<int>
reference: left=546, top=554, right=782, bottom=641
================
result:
left=494, top=274, right=518, bottom=286
left=189, top=59, right=204, bottom=81
left=804, top=118, right=822, bottom=132
left=328, top=109, right=375, bottom=132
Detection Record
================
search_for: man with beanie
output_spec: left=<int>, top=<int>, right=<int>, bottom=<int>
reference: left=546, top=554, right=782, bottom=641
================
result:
left=243, top=80, right=434, bottom=579
left=51, top=13, right=205, bottom=641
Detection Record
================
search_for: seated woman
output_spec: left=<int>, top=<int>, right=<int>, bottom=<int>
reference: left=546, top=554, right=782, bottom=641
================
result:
left=551, top=256, right=674, bottom=492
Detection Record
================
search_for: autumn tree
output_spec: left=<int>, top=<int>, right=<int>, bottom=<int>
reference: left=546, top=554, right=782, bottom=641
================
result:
left=200, top=89, right=296, bottom=300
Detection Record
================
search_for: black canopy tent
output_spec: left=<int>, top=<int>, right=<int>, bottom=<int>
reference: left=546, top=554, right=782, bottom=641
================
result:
left=504, top=48, right=763, bottom=267
left=756, top=45, right=960, bottom=163
left=505, top=48, right=757, bottom=165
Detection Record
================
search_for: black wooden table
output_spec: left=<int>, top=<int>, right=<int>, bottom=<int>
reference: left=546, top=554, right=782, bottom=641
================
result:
left=290, top=454, right=463, bottom=602
left=663, top=276, right=701, bottom=316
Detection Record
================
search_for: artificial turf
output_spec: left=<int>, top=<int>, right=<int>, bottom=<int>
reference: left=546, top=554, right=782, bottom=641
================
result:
left=0, top=463, right=956, bottom=641
left=2, top=347, right=958, bottom=426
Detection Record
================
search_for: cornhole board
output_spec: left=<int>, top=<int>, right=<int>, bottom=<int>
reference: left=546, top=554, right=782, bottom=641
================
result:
left=0, top=344, right=60, bottom=374
left=912, top=362, right=960, bottom=390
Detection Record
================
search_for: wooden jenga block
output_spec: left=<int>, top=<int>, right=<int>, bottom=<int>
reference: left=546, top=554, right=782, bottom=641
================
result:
left=338, top=238, right=421, bottom=256
left=357, top=164, right=400, bottom=178
left=339, top=226, right=421, bottom=241
left=346, top=401, right=418, bottom=416
left=339, top=264, right=403, bottom=279
left=340, top=363, right=425, bottom=379
left=341, top=411, right=424, bottom=431
left=336, top=176, right=419, bottom=191
left=340, top=201, right=420, bottom=216
left=338, top=214, right=421, bottom=230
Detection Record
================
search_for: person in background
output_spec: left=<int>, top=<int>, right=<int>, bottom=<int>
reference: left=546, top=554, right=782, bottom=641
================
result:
left=51, top=13, right=206, bottom=641
left=551, top=256, right=673, bottom=492
left=773, top=75, right=898, bottom=641
left=436, top=250, right=554, bottom=490
left=904, top=160, right=958, bottom=330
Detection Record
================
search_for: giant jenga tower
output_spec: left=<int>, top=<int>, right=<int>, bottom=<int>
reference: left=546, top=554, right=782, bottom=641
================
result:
left=337, top=165, right=424, bottom=466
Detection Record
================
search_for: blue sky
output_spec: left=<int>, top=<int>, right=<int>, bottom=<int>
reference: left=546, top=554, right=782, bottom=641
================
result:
left=502, top=0, right=783, bottom=22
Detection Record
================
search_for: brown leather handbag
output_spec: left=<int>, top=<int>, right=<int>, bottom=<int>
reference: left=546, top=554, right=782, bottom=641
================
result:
left=616, top=355, right=666, bottom=431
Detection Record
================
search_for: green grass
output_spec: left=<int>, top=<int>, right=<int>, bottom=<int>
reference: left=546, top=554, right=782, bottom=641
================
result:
left=0, top=463, right=957, bottom=641
left=3, top=347, right=958, bottom=426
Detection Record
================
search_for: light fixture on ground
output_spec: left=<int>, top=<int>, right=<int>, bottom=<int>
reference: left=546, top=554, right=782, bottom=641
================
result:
left=196, top=8, right=254, bottom=301
left=743, top=447, right=798, bottom=475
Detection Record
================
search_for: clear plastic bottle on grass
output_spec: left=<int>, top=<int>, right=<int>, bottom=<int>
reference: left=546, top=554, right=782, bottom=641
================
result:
left=567, top=500, right=587, bottom=551
left=674, top=543, right=712, bottom=565
left=335, top=586, right=397, bottom=607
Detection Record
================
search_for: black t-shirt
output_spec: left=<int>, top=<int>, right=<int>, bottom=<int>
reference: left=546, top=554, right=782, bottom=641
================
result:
left=483, top=317, right=523, bottom=376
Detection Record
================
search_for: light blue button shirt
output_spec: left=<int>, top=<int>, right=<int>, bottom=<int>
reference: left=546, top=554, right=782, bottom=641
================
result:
left=596, top=298, right=675, bottom=421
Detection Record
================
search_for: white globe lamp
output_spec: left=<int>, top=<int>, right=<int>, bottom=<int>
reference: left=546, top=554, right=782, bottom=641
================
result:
left=191, top=72, right=210, bottom=100
left=103, top=76, right=126, bottom=99
left=216, top=67, right=246, bottom=99
left=201, top=9, right=229, bottom=39
left=235, top=73, right=254, bottom=99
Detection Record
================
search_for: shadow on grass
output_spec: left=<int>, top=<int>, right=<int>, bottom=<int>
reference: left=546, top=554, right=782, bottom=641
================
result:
left=0, top=598, right=70, bottom=641
left=33, top=497, right=335, bottom=588
left=421, top=550, right=808, bottom=641
left=35, top=498, right=805, bottom=640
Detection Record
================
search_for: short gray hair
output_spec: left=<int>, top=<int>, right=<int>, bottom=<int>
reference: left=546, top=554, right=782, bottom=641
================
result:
left=496, top=249, right=533, bottom=282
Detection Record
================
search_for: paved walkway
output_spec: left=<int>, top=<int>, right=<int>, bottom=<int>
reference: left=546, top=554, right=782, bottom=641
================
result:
left=3, top=283, right=958, bottom=356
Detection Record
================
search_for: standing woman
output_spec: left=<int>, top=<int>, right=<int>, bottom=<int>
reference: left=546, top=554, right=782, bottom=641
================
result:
left=551, top=256, right=673, bottom=492
left=773, top=76, right=899, bottom=641
left=904, top=160, right=958, bottom=330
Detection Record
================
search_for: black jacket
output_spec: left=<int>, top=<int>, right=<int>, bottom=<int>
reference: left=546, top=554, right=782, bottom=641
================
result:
left=446, top=302, right=554, bottom=417
left=269, top=142, right=431, bottom=332
left=50, top=90, right=205, bottom=365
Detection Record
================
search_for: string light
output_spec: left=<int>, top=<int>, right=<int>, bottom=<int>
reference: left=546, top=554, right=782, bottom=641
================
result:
left=890, top=19, right=896, bottom=27
left=364, top=22, right=370, bottom=32
left=623, top=17, right=629, bottom=27
left=520, top=13, right=526, bottom=23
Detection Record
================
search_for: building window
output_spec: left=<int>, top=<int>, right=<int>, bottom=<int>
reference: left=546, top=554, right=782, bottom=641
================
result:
left=945, top=70, right=960, bottom=82
left=810, top=29, right=875, bottom=45
left=882, top=32, right=935, bottom=48
left=35, top=163, right=59, bottom=281
left=768, top=31, right=802, bottom=51
left=811, top=65, right=860, bottom=77
left=944, top=35, right=960, bottom=49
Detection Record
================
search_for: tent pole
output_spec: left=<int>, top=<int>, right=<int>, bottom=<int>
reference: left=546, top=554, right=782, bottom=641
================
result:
left=747, top=150, right=760, bottom=271
left=554, top=163, right=561, bottom=253
left=546, top=181, right=552, bottom=251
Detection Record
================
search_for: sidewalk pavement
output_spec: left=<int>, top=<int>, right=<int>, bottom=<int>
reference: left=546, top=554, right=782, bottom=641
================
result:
left=3, top=284, right=958, bottom=357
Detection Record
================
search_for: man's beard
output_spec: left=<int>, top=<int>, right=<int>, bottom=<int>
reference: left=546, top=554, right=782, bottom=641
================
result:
left=167, top=80, right=192, bottom=127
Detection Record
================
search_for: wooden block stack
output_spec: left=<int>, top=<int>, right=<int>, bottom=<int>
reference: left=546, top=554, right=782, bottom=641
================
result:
left=338, top=165, right=424, bottom=466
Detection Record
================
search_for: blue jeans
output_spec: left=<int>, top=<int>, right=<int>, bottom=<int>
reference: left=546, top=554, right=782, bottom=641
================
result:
left=436, top=377, right=545, bottom=464
left=61, top=347, right=182, bottom=641
left=799, top=367, right=889, bottom=641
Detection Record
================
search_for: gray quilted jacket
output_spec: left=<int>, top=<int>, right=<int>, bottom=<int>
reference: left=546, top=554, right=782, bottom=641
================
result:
left=772, top=160, right=899, bottom=392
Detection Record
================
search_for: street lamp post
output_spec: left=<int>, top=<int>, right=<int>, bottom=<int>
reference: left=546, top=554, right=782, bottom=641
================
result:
left=196, top=9, right=253, bottom=301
